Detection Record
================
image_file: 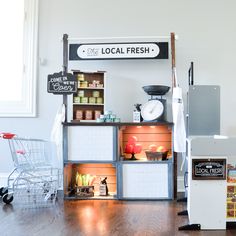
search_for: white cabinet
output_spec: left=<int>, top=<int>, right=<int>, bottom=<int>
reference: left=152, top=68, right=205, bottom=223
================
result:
left=186, top=137, right=230, bottom=230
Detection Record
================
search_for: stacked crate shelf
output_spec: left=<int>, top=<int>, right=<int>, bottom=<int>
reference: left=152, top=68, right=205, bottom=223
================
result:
left=63, top=122, right=174, bottom=200
left=71, top=70, right=105, bottom=122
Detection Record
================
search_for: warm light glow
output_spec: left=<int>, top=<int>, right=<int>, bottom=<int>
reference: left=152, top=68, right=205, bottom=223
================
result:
left=83, top=206, right=94, bottom=219
left=136, top=126, right=142, bottom=128
left=150, top=126, right=156, bottom=129
left=97, top=221, right=107, bottom=234
left=76, top=205, right=98, bottom=232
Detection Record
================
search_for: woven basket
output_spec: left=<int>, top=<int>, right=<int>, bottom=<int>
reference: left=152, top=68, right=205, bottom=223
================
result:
left=76, top=186, right=94, bottom=197
left=145, top=151, right=168, bottom=161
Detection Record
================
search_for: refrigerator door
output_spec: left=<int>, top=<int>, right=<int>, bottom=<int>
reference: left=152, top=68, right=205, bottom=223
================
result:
left=187, top=85, right=220, bottom=136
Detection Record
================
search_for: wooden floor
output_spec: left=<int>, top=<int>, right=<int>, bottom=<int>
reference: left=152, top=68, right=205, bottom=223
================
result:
left=1, top=197, right=236, bottom=236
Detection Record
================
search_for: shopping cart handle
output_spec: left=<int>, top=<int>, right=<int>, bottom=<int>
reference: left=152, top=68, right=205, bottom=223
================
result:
left=0, top=133, right=16, bottom=139
left=16, top=150, right=25, bottom=155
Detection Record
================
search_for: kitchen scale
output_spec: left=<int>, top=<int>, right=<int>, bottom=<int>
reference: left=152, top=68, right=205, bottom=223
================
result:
left=141, top=85, right=170, bottom=122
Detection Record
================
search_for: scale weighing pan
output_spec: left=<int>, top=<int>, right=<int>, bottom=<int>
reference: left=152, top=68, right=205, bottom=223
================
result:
left=142, top=85, right=170, bottom=96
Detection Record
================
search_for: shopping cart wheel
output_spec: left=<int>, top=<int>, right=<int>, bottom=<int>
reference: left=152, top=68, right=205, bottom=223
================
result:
left=0, top=187, right=8, bottom=197
left=2, top=193, right=13, bottom=204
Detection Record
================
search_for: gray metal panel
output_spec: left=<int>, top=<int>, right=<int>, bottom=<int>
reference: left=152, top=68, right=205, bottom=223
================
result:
left=63, top=125, right=68, bottom=161
left=113, top=126, right=118, bottom=161
left=168, top=162, right=174, bottom=199
left=117, top=163, right=123, bottom=199
left=190, top=137, right=236, bottom=156
left=187, top=85, right=220, bottom=136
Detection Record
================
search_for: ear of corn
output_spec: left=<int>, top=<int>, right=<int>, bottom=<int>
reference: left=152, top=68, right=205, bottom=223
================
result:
left=75, top=173, right=97, bottom=186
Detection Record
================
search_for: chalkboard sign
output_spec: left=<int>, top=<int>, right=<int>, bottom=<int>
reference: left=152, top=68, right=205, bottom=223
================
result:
left=192, top=159, right=226, bottom=180
left=47, top=72, right=77, bottom=94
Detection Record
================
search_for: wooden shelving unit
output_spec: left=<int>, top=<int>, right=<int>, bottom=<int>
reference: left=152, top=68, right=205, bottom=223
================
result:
left=71, top=70, right=106, bottom=122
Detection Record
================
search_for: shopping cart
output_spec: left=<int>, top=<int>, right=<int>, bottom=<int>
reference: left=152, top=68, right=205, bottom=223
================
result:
left=0, top=133, right=61, bottom=207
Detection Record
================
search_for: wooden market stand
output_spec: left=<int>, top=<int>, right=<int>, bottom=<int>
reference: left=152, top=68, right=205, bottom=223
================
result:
left=60, top=33, right=179, bottom=200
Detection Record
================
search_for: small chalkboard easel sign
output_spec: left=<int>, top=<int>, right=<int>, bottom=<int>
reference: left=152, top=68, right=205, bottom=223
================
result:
left=47, top=71, right=77, bottom=94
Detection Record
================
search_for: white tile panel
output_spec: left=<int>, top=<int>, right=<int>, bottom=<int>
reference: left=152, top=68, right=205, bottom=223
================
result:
left=122, top=163, right=168, bottom=198
left=68, top=126, right=114, bottom=161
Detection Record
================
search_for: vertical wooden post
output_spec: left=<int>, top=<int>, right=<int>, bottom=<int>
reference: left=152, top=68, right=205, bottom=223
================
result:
left=171, top=32, right=176, bottom=88
left=62, top=34, right=68, bottom=164
left=62, top=34, right=68, bottom=122
left=171, top=32, right=177, bottom=199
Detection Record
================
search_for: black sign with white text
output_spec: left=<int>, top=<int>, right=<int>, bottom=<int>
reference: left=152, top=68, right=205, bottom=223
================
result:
left=69, top=42, right=168, bottom=60
left=47, top=72, right=77, bottom=94
left=192, top=159, right=226, bottom=180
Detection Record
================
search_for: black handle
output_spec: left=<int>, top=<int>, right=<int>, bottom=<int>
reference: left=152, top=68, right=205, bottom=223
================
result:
left=188, top=62, right=194, bottom=86
left=184, top=171, right=188, bottom=188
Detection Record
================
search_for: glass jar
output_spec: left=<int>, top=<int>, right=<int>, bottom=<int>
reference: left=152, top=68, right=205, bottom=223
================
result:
left=85, top=110, right=93, bottom=120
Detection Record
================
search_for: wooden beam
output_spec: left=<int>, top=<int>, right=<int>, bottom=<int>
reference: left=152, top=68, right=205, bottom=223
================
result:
left=171, top=32, right=176, bottom=88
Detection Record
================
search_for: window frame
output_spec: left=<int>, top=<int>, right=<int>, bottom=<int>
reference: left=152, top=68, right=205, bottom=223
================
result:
left=0, top=0, right=38, bottom=117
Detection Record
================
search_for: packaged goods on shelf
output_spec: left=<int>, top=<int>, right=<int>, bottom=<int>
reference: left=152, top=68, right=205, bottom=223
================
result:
left=85, top=110, right=93, bottom=120
left=228, top=169, right=236, bottom=183
left=75, top=110, right=83, bottom=120
left=92, top=91, right=100, bottom=98
left=81, top=97, right=88, bottom=104
left=80, top=81, right=88, bottom=88
left=89, top=83, right=96, bottom=88
left=78, top=90, right=84, bottom=97
left=96, top=111, right=120, bottom=123
left=89, top=97, right=96, bottom=104
left=77, top=74, right=85, bottom=81
left=96, top=97, right=103, bottom=104
left=94, top=110, right=101, bottom=119
left=74, top=97, right=81, bottom=103
left=71, top=71, right=105, bottom=121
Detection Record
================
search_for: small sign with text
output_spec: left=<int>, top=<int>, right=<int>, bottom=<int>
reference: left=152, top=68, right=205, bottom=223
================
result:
left=47, top=72, right=77, bottom=94
left=69, top=42, right=168, bottom=60
left=192, top=159, right=226, bottom=180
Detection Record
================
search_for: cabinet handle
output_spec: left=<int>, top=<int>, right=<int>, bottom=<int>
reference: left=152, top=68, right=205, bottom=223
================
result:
left=184, top=171, right=188, bottom=188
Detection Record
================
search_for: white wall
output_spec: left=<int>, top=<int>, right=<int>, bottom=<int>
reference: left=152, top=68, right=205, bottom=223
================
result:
left=1, top=0, right=236, bottom=178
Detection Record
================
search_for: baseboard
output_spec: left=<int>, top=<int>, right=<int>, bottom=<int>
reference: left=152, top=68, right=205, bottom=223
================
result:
left=0, top=172, right=10, bottom=187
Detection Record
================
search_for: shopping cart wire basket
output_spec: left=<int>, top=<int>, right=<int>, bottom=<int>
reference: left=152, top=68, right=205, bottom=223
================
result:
left=0, top=133, right=61, bottom=207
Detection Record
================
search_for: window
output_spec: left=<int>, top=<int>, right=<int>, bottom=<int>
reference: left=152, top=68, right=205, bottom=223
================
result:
left=0, top=0, right=38, bottom=117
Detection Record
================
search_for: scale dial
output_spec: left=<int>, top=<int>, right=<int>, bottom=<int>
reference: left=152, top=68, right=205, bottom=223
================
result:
left=141, top=100, right=164, bottom=121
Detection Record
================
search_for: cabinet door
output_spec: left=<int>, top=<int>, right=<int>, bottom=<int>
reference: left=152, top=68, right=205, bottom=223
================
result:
left=68, top=126, right=115, bottom=161
left=121, top=163, right=170, bottom=199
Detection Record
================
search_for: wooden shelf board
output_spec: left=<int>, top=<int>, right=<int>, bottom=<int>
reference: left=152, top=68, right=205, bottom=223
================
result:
left=64, top=192, right=116, bottom=200
left=73, top=103, right=104, bottom=106
left=226, top=218, right=236, bottom=222
left=78, top=87, right=104, bottom=90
